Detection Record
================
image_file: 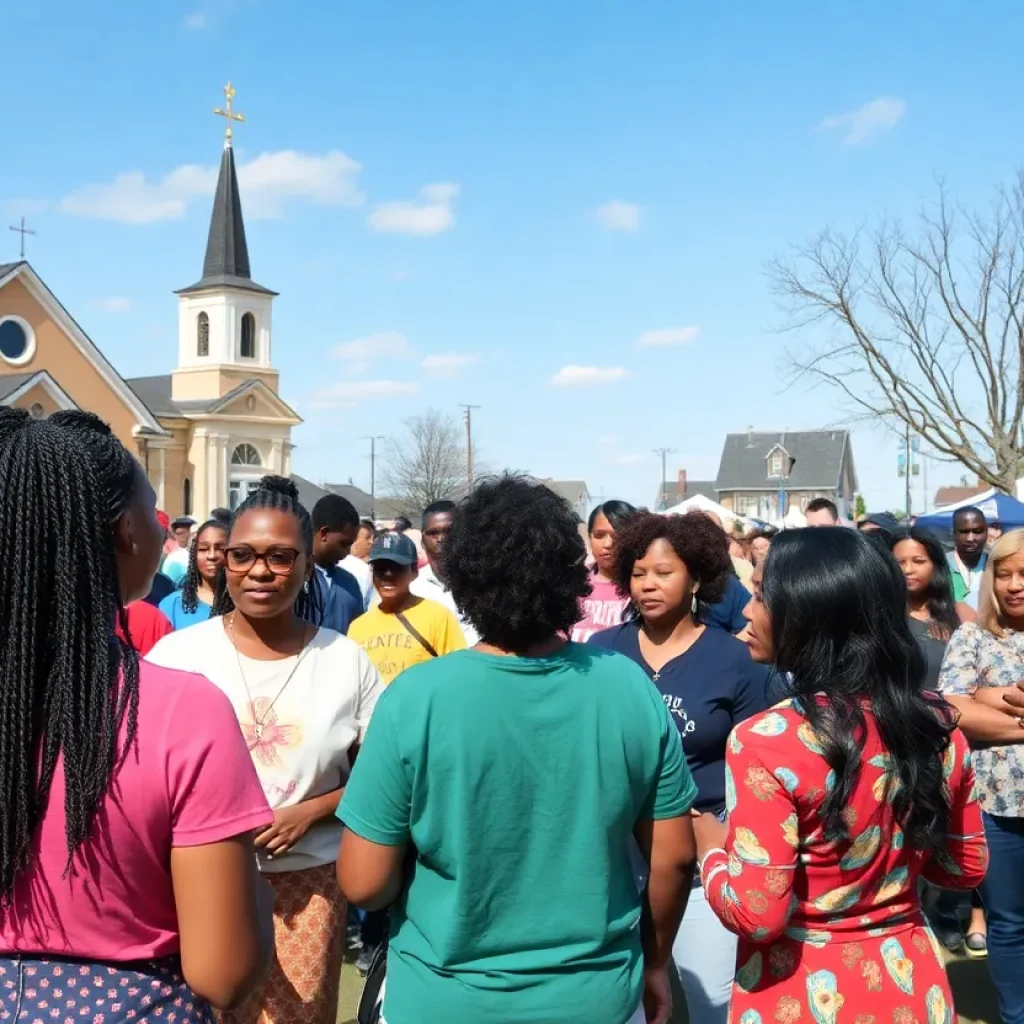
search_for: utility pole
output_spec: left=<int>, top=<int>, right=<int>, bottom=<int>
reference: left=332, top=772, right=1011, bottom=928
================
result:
left=361, top=435, right=385, bottom=519
left=460, top=404, right=481, bottom=489
left=904, top=424, right=912, bottom=521
left=652, top=447, right=676, bottom=509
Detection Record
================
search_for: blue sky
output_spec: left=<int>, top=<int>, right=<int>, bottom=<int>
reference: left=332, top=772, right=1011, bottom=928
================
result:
left=2, top=0, right=1022, bottom=512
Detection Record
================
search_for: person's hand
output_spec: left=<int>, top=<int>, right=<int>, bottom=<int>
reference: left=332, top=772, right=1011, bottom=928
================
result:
left=1000, top=682, right=1024, bottom=724
left=255, top=804, right=317, bottom=857
left=691, top=811, right=728, bottom=860
left=642, top=964, right=673, bottom=1024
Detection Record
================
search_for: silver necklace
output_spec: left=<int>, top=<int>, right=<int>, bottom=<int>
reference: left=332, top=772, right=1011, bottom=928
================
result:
left=228, top=614, right=312, bottom=743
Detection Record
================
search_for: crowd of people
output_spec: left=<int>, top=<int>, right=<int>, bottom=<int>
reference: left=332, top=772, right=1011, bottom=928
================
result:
left=0, top=406, right=1021, bottom=1024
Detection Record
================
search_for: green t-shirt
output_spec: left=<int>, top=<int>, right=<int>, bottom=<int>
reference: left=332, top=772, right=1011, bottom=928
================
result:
left=339, top=644, right=697, bottom=1024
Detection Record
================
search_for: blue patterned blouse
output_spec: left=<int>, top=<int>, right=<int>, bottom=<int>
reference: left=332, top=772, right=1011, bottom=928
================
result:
left=938, top=621, right=1024, bottom=817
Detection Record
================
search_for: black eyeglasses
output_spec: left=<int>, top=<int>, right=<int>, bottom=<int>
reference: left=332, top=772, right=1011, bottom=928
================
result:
left=224, top=545, right=301, bottom=575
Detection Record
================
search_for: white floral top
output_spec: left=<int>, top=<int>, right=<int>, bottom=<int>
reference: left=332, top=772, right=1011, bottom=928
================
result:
left=938, top=621, right=1024, bottom=817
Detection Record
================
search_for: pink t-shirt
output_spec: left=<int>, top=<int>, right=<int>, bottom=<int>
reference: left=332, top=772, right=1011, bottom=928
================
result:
left=572, top=576, right=630, bottom=643
left=0, top=662, right=273, bottom=961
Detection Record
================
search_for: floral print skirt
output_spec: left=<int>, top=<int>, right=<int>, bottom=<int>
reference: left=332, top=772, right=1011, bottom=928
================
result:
left=0, top=955, right=213, bottom=1023
left=730, top=924, right=955, bottom=1024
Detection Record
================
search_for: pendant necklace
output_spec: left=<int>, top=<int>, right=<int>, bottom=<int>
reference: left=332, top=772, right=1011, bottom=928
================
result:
left=229, top=614, right=311, bottom=744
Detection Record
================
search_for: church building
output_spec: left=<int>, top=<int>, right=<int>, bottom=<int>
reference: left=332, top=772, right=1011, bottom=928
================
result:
left=0, top=87, right=300, bottom=518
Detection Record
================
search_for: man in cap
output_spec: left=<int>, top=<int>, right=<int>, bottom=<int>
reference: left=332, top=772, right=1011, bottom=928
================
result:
left=347, top=532, right=465, bottom=688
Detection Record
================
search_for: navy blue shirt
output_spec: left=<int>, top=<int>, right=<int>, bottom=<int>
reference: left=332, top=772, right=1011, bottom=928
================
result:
left=702, top=573, right=749, bottom=634
left=589, top=621, right=771, bottom=813
left=309, top=565, right=363, bottom=635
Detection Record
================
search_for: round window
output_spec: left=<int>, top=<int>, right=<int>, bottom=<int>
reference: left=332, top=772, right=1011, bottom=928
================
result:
left=0, top=316, right=35, bottom=366
left=29, top=403, right=45, bottom=420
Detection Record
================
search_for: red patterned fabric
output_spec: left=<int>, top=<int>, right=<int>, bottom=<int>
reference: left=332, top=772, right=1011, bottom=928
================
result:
left=701, top=700, right=987, bottom=1022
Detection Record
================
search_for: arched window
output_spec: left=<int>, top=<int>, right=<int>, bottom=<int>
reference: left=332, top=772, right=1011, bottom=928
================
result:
left=231, top=443, right=262, bottom=466
left=183, top=478, right=193, bottom=516
left=197, top=312, right=210, bottom=357
left=240, top=312, right=256, bottom=359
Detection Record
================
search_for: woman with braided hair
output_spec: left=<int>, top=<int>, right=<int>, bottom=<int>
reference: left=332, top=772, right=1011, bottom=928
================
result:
left=160, top=517, right=230, bottom=629
left=148, top=474, right=384, bottom=1024
left=0, top=408, right=275, bottom=1022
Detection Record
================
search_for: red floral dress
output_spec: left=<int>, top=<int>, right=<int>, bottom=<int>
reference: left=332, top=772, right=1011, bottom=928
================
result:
left=701, top=700, right=987, bottom=1024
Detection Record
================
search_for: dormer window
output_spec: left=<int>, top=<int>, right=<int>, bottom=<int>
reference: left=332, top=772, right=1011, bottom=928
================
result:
left=768, top=452, right=785, bottom=477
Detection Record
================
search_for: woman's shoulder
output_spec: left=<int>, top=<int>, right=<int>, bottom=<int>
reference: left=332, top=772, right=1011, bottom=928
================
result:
left=586, top=620, right=639, bottom=650
left=145, top=614, right=224, bottom=668
left=157, top=589, right=182, bottom=613
left=732, top=699, right=804, bottom=738
left=137, top=657, right=234, bottom=723
left=310, top=624, right=372, bottom=663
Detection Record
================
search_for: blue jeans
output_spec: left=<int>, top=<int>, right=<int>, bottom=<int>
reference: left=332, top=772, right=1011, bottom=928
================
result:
left=672, top=882, right=737, bottom=1024
left=979, top=813, right=1024, bottom=1024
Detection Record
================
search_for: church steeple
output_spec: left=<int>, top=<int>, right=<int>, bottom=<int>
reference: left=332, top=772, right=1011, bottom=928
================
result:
left=177, top=83, right=275, bottom=297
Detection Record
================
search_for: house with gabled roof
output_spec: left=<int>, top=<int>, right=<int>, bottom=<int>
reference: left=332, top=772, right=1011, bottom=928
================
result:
left=0, top=98, right=299, bottom=518
left=714, top=429, right=857, bottom=521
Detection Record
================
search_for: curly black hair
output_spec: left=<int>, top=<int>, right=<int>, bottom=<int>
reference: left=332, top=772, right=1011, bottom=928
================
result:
left=441, top=474, right=590, bottom=651
left=0, top=409, right=141, bottom=901
left=613, top=511, right=732, bottom=618
left=212, top=475, right=323, bottom=624
left=180, top=518, right=230, bottom=614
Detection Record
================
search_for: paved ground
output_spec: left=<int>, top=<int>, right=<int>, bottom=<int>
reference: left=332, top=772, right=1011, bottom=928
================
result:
left=336, top=948, right=1000, bottom=1024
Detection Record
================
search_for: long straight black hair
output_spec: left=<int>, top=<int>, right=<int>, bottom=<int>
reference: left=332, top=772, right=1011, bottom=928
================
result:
left=763, top=528, right=956, bottom=852
left=890, top=528, right=961, bottom=641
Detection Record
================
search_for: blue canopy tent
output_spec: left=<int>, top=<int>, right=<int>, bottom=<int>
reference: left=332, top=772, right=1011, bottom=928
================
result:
left=916, top=489, right=1024, bottom=539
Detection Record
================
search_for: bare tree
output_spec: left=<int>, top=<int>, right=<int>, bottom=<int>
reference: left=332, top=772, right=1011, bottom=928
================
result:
left=770, top=172, right=1024, bottom=494
left=382, top=409, right=467, bottom=514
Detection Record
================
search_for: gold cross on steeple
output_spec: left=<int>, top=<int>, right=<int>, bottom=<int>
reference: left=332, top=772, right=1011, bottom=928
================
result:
left=213, top=81, right=245, bottom=143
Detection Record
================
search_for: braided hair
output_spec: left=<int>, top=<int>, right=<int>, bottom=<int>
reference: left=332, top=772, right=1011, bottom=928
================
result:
left=0, top=408, right=141, bottom=901
left=180, top=518, right=229, bottom=614
left=212, top=475, right=323, bottom=624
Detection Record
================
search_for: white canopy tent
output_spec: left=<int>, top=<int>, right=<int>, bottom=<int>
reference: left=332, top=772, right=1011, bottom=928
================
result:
left=663, top=492, right=756, bottom=529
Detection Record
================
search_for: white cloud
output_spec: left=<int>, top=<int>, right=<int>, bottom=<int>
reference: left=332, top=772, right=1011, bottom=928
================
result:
left=59, top=150, right=364, bottom=225
left=612, top=453, right=646, bottom=466
left=3, top=199, right=47, bottom=218
left=637, top=325, right=701, bottom=348
left=309, top=379, right=419, bottom=409
left=595, top=200, right=640, bottom=231
left=549, top=365, right=630, bottom=388
left=369, top=182, right=459, bottom=236
left=598, top=434, right=617, bottom=447
left=184, top=12, right=207, bottom=28
left=816, top=97, right=907, bottom=145
left=94, top=297, right=131, bottom=314
left=332, top=331, right=411, bottom=364
left=421, top=352, right=478, bottom=378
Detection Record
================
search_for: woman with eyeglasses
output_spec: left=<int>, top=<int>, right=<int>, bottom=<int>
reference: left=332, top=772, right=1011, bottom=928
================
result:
left=148, top=476, right=384, bottom=1024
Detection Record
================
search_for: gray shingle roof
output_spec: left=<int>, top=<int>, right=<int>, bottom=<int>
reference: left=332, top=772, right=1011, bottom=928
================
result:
left=323, top=483, right=404, bottom=520
left=716, top=430, right=849, bottom=491
left=0, top=371, right=40, bottom=401
left=290, top=474, right=331, bottom=513
left=0, top=261, right=25, bottom=280
left=659, top=478, right=717, bottom=506
left=176, top=145, right=275, bottom=297
left=124, top=375, right=219, bottom=417
left=543, top=479, right=589, bottom=505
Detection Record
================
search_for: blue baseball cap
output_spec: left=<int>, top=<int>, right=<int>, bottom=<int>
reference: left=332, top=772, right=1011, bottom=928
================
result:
left=368, top=532, right=418, bottom=567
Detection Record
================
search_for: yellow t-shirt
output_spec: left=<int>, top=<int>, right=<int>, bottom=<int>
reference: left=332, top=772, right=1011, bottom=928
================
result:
left=348, top=596, right=466, bottom=685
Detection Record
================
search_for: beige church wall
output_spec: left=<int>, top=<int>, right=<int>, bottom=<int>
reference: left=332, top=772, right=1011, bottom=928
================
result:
left=0, top=279, right=142, bottom=450
left=171, top=365, right=280, bottom=401
left=8, top=382, right=65, bottom=418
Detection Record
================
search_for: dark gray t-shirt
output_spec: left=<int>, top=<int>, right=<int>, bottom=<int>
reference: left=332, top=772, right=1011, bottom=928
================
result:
left=908, top=615, right=948, bottom=691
